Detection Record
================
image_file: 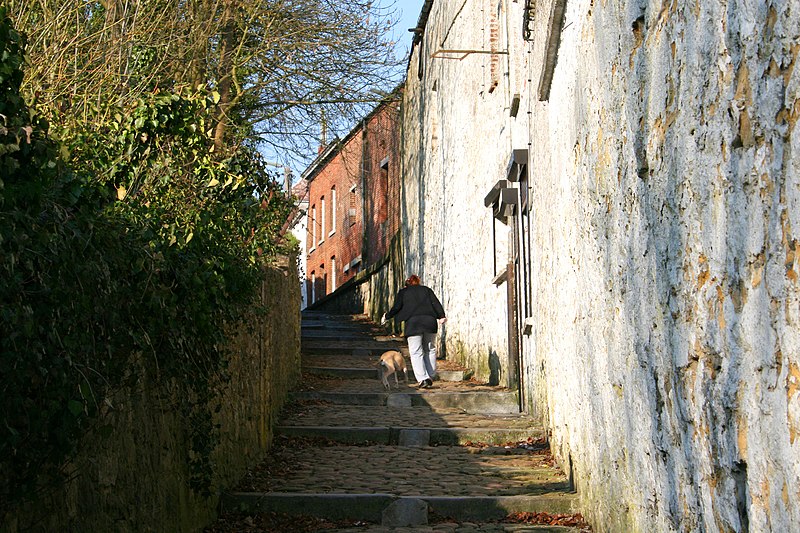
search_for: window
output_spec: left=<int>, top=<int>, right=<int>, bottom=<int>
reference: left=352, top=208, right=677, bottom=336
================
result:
left=379, top=157, right=389, bottom=223
left=348, top=185, right=357, bottom=226
left=329, top=186, right=336, bottom=236
left=319, top=196, right=325, bottom=244
left=331, top=256, right=337, bottom=291
left=310, top=205, right=316, bottom=250
left=310, top=271, right=316, bottom=303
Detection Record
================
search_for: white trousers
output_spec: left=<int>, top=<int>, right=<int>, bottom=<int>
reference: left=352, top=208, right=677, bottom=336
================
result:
left=406, top=332, right=437, bottom=383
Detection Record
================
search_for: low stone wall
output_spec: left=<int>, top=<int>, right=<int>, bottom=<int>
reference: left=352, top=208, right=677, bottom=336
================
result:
left=4, top=259, right=301, bottom=533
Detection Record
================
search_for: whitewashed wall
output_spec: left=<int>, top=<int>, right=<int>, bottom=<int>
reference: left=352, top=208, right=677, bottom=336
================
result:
left=290, top=200, right=309, bottom=310
left=400, top=0, right=520, bottom=380
left=401, top=0, right=800, bottom=531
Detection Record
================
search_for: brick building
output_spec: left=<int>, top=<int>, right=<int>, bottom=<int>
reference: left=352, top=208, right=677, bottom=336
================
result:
left=301, top=93, right=401, bottom=305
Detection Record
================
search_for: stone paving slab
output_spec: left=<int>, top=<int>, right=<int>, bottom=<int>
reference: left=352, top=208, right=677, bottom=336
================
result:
left=234, top=445, right=569, bottom=497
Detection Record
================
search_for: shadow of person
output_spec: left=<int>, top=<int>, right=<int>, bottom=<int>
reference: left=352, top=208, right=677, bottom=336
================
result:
left=488, top=348, right=502, bottom=386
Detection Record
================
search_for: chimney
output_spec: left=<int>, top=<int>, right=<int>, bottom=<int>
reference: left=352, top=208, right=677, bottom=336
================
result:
left=283, top=166, right=292, bottom=196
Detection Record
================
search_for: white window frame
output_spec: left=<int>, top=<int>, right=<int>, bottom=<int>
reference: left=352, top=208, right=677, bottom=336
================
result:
left=319, top=196, right=326, bottom=245
left=331, top=256, right=337, bottom=291
left=329, top=186, right=336, bottom=236
left=310, top=205, right=316, bottom=251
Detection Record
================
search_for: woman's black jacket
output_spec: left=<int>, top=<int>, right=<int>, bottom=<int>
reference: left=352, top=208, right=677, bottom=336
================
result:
left=385, top=285, right=446, bottom=336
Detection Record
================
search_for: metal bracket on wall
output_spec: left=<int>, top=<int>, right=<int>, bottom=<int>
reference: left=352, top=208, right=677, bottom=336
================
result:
left=430, top=49, right=509, bottom=60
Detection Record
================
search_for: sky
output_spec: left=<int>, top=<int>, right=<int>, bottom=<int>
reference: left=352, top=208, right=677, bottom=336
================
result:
left=386, top=0, right=426, bottom=58
left=266, top=0, right=426, bottom=175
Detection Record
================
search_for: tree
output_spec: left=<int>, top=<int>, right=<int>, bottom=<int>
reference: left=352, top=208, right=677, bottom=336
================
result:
left=8, top=0, right=404, bottom=158
left=0, top=6, right=297, bottom=510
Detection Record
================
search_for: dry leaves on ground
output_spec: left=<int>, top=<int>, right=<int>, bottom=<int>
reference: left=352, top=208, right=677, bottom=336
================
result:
left=204, top=511, right=370, bottom=533
left=504, top=511, right=592, bottom=530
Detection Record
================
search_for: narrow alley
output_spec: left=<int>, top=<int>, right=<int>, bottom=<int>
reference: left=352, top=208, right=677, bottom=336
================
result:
left=207, top=311, right=588, bottom=532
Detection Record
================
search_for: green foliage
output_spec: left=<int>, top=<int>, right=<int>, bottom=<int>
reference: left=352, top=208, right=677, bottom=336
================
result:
left=0, top=9, right=292, bottom=511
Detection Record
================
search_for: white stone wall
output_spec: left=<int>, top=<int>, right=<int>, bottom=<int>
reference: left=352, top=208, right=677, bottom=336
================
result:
left=401, top=0, right=529, bottom=380
left=290, top=203, right=309, bottom=310
left=401, top=0, right=800, bottom=531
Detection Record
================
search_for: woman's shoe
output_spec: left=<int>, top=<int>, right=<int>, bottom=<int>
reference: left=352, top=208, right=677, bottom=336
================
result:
left=424, top=378, right=433, bottom=388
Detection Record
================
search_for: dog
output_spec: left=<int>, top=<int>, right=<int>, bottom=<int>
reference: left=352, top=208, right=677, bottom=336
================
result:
left=379, top=350, right=408, bottom=389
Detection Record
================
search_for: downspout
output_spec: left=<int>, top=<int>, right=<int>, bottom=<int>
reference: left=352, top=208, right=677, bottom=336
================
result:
left=360, top=119, right=369, bottom=269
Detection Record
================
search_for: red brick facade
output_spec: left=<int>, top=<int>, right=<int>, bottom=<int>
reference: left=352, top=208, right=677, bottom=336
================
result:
left=303, top=95, right=401, bottom=304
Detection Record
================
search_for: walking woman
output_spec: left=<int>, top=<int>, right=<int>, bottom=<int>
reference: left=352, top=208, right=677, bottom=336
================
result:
left=382, top=275, right=447, bottom=388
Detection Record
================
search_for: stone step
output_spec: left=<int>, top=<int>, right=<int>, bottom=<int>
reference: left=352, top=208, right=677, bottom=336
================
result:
left=281, top=402, right=530, bottom=427
left=226, top=443, right=573, bottom=523
left=300, top=330, right=396, bottom=339
left=301, top=325, right=378, bottom=334
left=276, top=425, right=543, bottom=445
left=222, top=492, right=579, bottom=526
left=297, top=376, right=508, bottom=400
left=301, top=345, right=404, bottom=356
left=208, top=311, right=583, bottom=531
left=301, top=334, right=384, bottom=342
left=303, top=366, right=469, bottom=382
left=291, top=390, right=520, bottom=414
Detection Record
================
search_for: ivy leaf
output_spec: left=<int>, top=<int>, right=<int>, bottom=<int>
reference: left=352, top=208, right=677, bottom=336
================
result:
left=67, top=400, right=84, bottom=417
left=79, top=382, right=92, bottom=400
left=211, top=91, right=221, bottom=104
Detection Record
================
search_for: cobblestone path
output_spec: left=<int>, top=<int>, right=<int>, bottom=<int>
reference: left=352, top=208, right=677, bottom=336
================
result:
left=206, top=312, right=589, bottom=532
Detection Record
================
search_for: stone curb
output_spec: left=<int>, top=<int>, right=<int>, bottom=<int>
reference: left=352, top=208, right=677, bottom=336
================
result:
left=438, top=369, right=471, bottom=381
left=222, top=492, right=579, bottom=523
left=276, top=425, right=545, bottom=445
left=424, top=494, right=579, bottom=519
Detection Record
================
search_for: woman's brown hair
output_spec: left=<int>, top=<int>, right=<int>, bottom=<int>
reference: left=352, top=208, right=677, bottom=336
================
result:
left=405, top=275, right=421, bottom=286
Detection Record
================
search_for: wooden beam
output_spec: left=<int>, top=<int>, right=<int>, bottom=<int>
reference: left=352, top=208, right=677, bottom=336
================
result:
left=537, top=0, right=568, bottom=101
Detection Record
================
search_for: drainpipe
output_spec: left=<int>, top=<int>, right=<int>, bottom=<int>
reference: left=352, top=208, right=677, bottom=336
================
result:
left=360, top=119, right=369, bottom=270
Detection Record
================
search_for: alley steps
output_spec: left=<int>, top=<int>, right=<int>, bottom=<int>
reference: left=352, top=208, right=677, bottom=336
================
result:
left=216, top=312, right=584, bottom=531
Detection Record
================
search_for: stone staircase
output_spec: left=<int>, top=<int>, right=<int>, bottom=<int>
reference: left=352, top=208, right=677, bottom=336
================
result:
left=215, top=311, right=586, bottom=532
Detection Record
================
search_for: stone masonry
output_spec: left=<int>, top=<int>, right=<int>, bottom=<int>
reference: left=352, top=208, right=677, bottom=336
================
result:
left=400, top=0, right=800, bottom=532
